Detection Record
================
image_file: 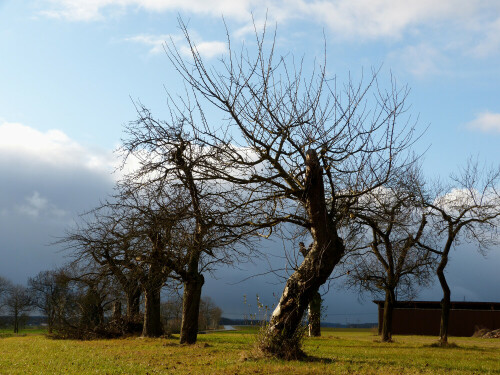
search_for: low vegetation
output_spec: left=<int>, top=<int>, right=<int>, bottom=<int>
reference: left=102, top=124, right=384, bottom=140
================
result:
left=0, top=328, right=498, bottom=374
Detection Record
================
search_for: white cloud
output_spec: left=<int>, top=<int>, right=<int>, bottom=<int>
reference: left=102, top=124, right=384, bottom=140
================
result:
left=179, top=40, right=227, bottom=59
left=41, top=0, right=500, bottom=42
left=125, top=34, right=172, bottom=54
left=470, top=16, right=500, bottom=57
left=41, top=0, right=256, bottom=22
left=466, top=112, right=500, bottom=133
left=126, top=33, right=227, bottom=58
left=433, top=188, right=477, bottom=211
left=305, top=0, right=459, bottom=40
left=389, top=43, right=446, bottom=77
left=0, top=121, right=118, bottom=175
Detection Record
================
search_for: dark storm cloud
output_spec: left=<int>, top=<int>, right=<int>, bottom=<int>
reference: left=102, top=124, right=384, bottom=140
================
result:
left=0, top=122, right=118, bottom=283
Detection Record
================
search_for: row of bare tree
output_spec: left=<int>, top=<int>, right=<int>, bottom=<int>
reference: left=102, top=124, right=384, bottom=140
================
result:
left=0, top=277, right=32, bottom=333
left=61, top=21, right=500, bottom=355
left=139, top=22, right=498, bottom=355
left=342, top=160, right=500, bottom=344
left=0, top=269, right=223, bottom=338
left=4, top=22, right=499, bottom=359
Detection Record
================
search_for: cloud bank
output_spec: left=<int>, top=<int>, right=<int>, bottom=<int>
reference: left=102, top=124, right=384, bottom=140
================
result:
left=42, top=0, right=500, bottom=44
left=0, top=122, right=117, bottom=173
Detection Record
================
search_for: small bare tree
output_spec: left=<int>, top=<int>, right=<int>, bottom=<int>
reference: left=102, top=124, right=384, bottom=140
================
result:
left=54, top=263, right=120, bottom=338
left=28, top=270, right=68, bottom=334
left=346, top=168, right=434, bottom=342
left=418, top=159, right=500, bottom=345
left=198, top=297, right=222, bottom=330
left=161, top=295, right=183, bottom=333
left=64, top=208, right=148, bottom=333
left=4, top=284, right=32, bottom=333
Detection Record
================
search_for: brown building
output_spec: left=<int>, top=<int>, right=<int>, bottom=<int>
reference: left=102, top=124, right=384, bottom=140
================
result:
left=374, top=301, right=500, bottom=336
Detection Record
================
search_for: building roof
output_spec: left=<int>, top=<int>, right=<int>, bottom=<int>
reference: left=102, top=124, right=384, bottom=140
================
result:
left=372, top=300, right=500, bottom=310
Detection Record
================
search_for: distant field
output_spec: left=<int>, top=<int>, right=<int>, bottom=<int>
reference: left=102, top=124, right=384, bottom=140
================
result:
left=0, top=327, right=499, bottom=374
left=0, top=327, right=47, bottom=338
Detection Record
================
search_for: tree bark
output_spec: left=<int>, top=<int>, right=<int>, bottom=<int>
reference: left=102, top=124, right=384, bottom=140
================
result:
left=112, top=301, right=122, bottom=320
left=264, top=150, right=345, bottom=356
left=180, top=274, right=204, bottom=344
left=308, top=291, right=321, bottom=337
left=437, top=255, right=450, bottom=345
left=13, top=310, right=19, bottom=333
left=126, top=287, right=142, bottom=319
left=47, top=310, right=54, bottom=334
left=142, top=286, right=162, bottom=337
left=381, top=288, right=395, bottom=342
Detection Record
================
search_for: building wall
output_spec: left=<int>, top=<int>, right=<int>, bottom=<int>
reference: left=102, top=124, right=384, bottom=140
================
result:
left=378, top=306, right=500, bottom=336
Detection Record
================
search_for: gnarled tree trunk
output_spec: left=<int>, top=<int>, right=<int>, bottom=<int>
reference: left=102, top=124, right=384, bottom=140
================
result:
left=263, top=150, right=345, bottom=358
left=180, top=274, right=204, bottom=344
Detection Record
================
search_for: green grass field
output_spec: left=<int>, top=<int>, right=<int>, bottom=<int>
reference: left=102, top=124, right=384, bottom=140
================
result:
left=0, top=327, right=498, bottom=374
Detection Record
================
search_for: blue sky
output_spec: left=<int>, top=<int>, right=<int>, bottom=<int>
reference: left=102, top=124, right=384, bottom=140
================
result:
left=1, top=0, right=500, bottom=321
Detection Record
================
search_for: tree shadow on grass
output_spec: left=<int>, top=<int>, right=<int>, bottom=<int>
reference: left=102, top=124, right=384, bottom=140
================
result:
left=301, top=355, right=335, bottom=363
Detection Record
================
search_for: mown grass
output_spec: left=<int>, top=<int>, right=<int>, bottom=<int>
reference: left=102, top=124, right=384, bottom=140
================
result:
left=0, top=327, right=498, bottom=374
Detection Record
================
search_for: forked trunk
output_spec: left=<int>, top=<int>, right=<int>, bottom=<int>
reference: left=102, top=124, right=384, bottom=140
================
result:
left=142, top=286, right=162, bottom=337
left=308, top=291, right=321, bottom=337
left=381, top=288, right=395, bottom=342
left=437, top=255, right=450, bottom=345
left=180, top=274, right=204, bottom=344
left=263, top=150, right=345, bottom=358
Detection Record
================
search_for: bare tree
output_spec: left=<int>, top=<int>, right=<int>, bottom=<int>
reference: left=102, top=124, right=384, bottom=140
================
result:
left=346, top=168, right=434, bottom=342
left=161, top=295, right=183, bottom=333
left=28, top=270, right=67, bottom=334
left=198, top=296, right=222, bottom=330
left=63, top=210, right=145, bottom=331
left=4, top=284, right=32, bottom=333
left=103, top=187, right=183, bottom=338
left=63, top=180, right=200, bottom=338
left=57, top=263, right=118, bottom=337
left=122, top=112, right=259, bottom=344
left=418, top=159, right=500, bottom=345
left=152, top=20, right=421, bottom=357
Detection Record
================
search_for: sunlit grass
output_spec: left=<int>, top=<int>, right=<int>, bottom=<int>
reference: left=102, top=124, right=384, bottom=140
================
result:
left=0, top=327, right=498, bottom=374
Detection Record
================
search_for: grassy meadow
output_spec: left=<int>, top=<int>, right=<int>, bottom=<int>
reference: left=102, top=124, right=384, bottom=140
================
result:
left=0, top=327, right=499, bottom=374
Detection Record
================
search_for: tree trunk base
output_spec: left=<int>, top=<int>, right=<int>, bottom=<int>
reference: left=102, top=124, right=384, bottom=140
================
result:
left=180, top=275, right=204, bottom=345
left=257, top=325, right=307, bottom=360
